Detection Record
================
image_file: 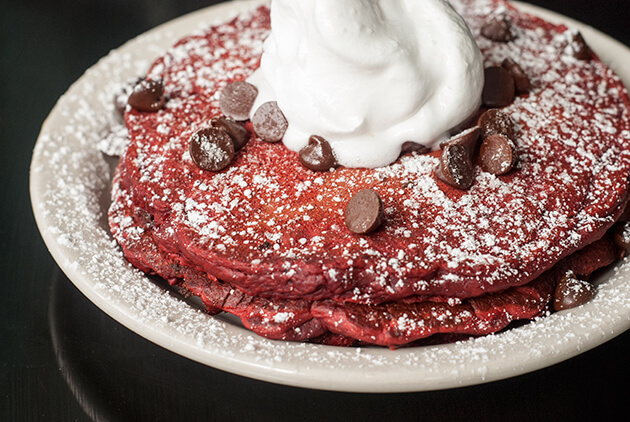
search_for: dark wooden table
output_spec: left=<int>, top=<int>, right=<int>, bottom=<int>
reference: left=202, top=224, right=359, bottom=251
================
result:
left=2, top=1, right=630, bottom=420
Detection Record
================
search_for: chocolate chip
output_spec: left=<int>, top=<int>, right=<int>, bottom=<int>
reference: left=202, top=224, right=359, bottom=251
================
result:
left=299, top=135, right=338, bottom=171
left=435, top=144, right=474, bottom=190
left=211, top=116, right=249, bottom=150
left=258, top=241, right=272, bottom=251
left=345, top=189, right=385, bottom=234
left=219, top=81, right=258, bottom=121
left=478, top=109, right=516, bottom=141
left=252, top=101, right=288, bottom=143
left=553, top=270, right=596, bottom=311
left=128, top=78, right=166, bottom=112
left=481, top=15, right=514, bottom=43
left=501, top=58, right=531, bottom=92
left=482, top=66, right=515, bottom=108
left=401, top=142, right=432, bottom=154
left=478, top=134, right=516, bottom=175
left=189, top=127, right=235, bottom=172
left=612, top=221, right=630, bottom=257
left=565, top=31, right=592, bottom=60
left=440, top=126, right=481, bottom=156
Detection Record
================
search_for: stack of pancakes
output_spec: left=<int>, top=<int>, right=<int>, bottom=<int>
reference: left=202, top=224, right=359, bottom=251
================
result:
left=109, top=0, right=630, bottom=347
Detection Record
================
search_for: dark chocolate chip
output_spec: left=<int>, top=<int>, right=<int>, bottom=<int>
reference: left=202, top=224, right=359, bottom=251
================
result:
left=553, top=270, right=596, bottom=311
left=299, top=135, right=339, bottom=171
left=612, top=221, right=630, bottom=257
left=481, top=15, right=514, bottom=43
left=478, top=109, right=516, bottom=141
left=435, top=144, right=474, bottom=190
left=252, top=101, right=288, bottom=143
left=401, top=141, right=432, bottom=154
left=219, top=81, right=258, bottom=121
left=440, top=126, right=481, bottom=156
left=211, top=116, right=250, bottom=150
left=565, top=31, right=592, bottom=60
left=482, top=66, right=515, bottom=108
left=345, top=189, right=385, bottom=234
left=258, top=241, right=272, bottom=251
left=189, top=127, right=235, bottom=172
left=501, top=58, right=531, bottom=92
left=128, top=78, right=166, bottom=112
left=478, top=134, right=516, bottom=175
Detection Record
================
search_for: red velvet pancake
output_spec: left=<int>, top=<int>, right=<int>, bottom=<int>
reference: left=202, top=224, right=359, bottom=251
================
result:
left=109, top=0, right=630, bottom=346
left=110, top=160, right=615, bottom=346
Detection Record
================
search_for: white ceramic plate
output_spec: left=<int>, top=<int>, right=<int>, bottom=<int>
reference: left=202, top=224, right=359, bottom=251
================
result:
left=30, top=0, right=630, bottom=393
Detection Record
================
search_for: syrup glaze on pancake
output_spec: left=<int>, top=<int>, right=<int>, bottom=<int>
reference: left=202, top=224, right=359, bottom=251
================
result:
left=110, top=0, right=630, bottom=345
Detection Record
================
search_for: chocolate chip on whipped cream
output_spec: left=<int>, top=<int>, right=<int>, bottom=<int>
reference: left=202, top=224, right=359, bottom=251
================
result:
left=502, top=58, right=531, bottom=92
left=482, top=66, right=516, bottom=108
left=478, top=109, right=516, bottom=141
left=189, top=127, right=235, bottom=171
left=481, top=15, right=514, bottom=42
left=435, top=143, right=474, bottom=190
left=252, top=101, right=288, bottom=143
left=299, top=135, right=339, bottom=171
left=128, top=78, right=166, bottom=112
left=345, top=189, right=385, bottom=234
left=211, top=116, right=249, bottom=150
left=478, top=134, right=517, bottom=175
left=219, top=81, right=258, bottom=121
left=553, top=270, right=596, bottom=311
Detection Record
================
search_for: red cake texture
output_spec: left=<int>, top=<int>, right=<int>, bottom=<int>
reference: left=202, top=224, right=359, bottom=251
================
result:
left=109, top=0, right=630, bottom=346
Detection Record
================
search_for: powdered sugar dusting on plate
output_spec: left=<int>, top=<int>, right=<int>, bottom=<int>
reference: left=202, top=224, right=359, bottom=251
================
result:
left=30, top=0, right=630, bottom=392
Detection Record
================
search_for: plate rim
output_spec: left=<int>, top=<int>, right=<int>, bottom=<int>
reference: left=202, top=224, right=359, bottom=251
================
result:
left=29, top=0, right=630, bottom=393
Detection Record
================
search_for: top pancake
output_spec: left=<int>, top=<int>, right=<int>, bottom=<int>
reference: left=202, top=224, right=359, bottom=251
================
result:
left=116, top=0, right=630, bottom=304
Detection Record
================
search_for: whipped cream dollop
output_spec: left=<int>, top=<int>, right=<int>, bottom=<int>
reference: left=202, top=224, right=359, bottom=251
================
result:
left=248, top=0, right=484, bottom=168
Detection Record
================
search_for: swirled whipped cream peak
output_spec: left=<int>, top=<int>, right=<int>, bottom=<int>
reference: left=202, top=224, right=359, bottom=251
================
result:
left=247, top=0, right=484, bottom=168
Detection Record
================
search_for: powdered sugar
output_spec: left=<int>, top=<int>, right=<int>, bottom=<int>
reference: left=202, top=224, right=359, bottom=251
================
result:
left=118, top=0, right=630, bottom=303
left=30, top=0, right=630, bottom=391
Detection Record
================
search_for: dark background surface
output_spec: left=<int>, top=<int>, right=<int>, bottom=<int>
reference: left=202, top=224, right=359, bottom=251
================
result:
left=2, top=0, right=630, bottom=420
